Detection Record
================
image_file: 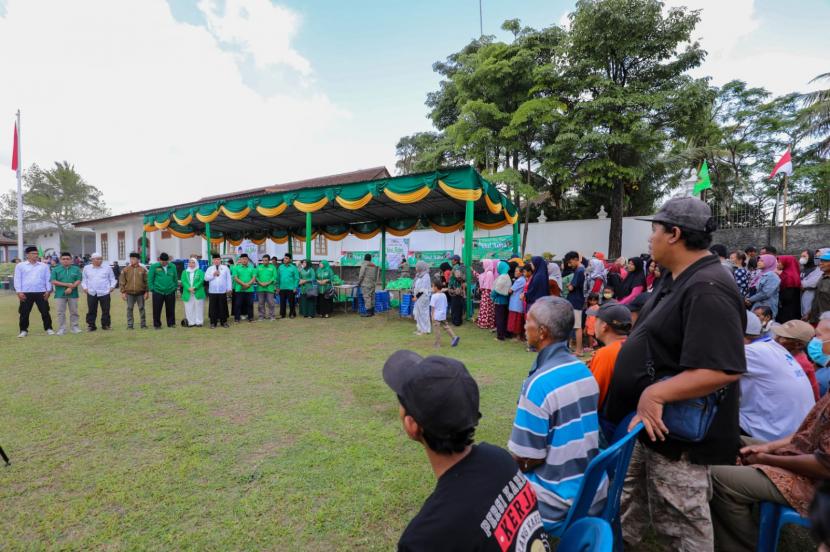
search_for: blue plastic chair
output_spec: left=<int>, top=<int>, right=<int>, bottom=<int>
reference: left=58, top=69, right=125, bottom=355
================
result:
left=548, top=419, right=644, bottom=541
left=558, top=517, right=613, bottom=552
left=757, top=501, right=810, bottom=552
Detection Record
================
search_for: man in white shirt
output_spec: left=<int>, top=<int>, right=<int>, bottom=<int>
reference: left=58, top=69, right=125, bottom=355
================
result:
left=204, top=253, right=232, bottom=328
left=13, top=246, right=54, bottom=337
left=82, top=252, right=117, bottom=331
left=740, top=333, right=816, bottom=441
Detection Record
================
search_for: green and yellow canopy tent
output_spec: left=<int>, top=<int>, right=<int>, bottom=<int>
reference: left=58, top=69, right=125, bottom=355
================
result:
left=141, top=166, right=519, bottom=316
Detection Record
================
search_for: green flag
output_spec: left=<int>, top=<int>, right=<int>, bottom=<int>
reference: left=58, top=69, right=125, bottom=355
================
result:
left=693, top=160, right=712, bottom=196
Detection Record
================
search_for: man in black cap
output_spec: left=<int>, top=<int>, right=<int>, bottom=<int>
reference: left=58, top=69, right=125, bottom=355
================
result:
left=588, top=302, right=632, bottom=413
left=604, top=196, right=747, bottom=550
left=383, top=351, right=549, bottom=551
left=13, top=245, right=54, bottom=337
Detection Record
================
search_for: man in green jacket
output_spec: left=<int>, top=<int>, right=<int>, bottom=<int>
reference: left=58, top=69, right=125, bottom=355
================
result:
left=148, top=252, right=179, bottom=329
left=256, top=254, right=278, bottom=320
left=278, top=253, right=300, bottom=319
left=232, top=253, right=257, bottom=323
left=51, top=251, right=83, bottom=335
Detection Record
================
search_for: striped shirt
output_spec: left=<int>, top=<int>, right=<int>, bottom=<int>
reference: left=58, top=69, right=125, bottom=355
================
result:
left=508, top=341, right=605, bottom=530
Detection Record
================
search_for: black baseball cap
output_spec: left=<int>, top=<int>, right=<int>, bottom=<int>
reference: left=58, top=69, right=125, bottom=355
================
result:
left=383, top=350, right=481, bottom=439
left=636, top=197, right=716, bottom=233
left=597, top=302, right=632, bottom=333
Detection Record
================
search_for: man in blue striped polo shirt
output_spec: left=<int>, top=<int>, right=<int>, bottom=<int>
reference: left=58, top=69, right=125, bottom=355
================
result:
left=508, top=296, right=605, bottom=531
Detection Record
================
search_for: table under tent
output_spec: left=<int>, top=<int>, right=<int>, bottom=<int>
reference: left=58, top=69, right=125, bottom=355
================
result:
left=139, top=166, right=520, bottom=317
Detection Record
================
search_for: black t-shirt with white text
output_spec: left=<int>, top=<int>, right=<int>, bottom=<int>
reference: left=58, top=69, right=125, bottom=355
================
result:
left=398, top=443, right=549, bottom=552
left=604, top=255, right=747, bottom=465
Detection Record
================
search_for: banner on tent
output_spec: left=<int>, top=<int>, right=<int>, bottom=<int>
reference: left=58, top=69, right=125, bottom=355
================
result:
left=407, top=250, right=454, bottom=267
left=466, top=235, right=514, bottom=260
left=340, top=250, right=380, bottom=266
left=236, top=240, right=259, bottom=263
left=386, top=238, right=409, bottom=270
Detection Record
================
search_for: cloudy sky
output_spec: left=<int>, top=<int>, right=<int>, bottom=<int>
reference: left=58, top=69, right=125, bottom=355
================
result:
left=0, top=0, right=827, bottom=214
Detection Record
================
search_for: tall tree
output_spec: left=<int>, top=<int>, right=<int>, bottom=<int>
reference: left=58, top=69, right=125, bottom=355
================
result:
left=801, top=72, right=830, bottom=155
left=556, top=0, right=706, bottom=256
left=0, top=162, right=110, bottom=248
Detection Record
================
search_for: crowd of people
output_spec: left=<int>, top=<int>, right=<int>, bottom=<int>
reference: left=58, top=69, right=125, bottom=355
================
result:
left=12, top=248, right=381, bottom=336
left=11, top=195, right=830, bottom=550
left=385, top=197, right=830, bottom=551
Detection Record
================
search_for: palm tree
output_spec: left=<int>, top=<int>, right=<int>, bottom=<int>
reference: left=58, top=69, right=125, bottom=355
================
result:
left=801, top=72, right=830, bottom=155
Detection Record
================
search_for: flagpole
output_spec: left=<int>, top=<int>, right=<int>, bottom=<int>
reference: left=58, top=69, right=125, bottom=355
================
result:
left=15, top=110, right=23, bottom=259
left=782, top=172, right=788, bottom=251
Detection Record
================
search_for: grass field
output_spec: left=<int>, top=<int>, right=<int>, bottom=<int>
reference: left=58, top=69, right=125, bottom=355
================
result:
left=0, top=293, right=535, bottom=550
left=1, top=293, right=813, bottom=551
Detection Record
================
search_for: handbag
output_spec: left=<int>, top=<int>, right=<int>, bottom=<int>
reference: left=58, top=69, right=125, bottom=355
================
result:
left=324, top=287, right=336, bottom=300
left=645, top=335, right=725, bottom=443
left=305, top=282, right=318, bottom=298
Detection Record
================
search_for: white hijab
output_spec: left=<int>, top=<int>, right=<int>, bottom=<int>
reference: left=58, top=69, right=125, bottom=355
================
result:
left=187, top=258, right=198, bottom=274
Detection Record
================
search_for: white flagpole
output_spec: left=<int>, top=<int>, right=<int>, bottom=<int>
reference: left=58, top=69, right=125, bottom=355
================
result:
left=15, top=109, right=24, bottom=259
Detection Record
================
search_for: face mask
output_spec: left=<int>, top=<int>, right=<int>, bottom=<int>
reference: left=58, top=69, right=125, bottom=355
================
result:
left=799, top=257, right=808, bottom=266
left=603, top=292, right=614, bottom=300
left=808, top=337, right=830, bottom=367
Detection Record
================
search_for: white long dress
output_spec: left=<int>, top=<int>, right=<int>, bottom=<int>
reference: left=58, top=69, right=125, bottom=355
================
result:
left=412, top=272, right=432, bottom=334
left=185, top=296, right=204, bottom=326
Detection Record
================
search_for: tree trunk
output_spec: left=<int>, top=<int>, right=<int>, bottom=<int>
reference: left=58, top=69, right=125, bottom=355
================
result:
left=521, top=158, right=531, bottom=256
left=608, top=180, right=624, bottom=258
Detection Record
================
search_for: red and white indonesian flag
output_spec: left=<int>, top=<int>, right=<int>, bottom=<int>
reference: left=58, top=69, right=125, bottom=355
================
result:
left=769, top=148, right=793, bottom=179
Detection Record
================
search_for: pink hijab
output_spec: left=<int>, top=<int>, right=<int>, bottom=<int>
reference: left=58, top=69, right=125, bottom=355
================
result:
left=478, top=259, right=497, bottom=290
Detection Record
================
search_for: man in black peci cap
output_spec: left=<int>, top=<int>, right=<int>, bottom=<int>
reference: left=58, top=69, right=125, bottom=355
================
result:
left=383, top=351, right=549, bottom=552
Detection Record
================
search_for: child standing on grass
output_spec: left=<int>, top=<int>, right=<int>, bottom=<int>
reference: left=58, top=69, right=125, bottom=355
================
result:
left=431, top=280, right=459, bottom=348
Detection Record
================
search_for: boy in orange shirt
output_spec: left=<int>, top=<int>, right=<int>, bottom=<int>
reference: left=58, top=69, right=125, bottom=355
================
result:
left=588, top=302, right=632, bottom=410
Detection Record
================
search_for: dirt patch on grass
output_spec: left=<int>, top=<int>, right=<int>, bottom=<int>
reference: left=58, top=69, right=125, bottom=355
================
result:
left=238, top=436, right=297, bottom=472
left=210, top=407, right=251, bottom=425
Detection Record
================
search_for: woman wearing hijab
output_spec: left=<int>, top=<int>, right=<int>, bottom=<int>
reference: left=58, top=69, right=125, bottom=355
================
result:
left=439, top=262, right=452, bottom=286
left=747, top=254, right=781, bottom=318
left=491, top=261, right=512, bottom=340
left=476, top=259, right=497, bottom=329
left=584, top=258, right=606, bottom=296
left=412, top=261, right=432, bottom=335
left=800, top=250, right=822, bottom=319
left=298, top=259, right=316, bottom=318
left=507, top=264, right=527, bottom=340
left=448, top=266, right=466, bottom=326
left=181, top=257, right=205, bottom=327
left=524, top=256, right=550, bottom=311
left=618, top=258, right=646, bottom=305
left=606, top=263, right=624, bottom=299
left=776, top=255, right=802, bottom=323
left=547, top=261, right=562, bottom=296
left=316, top=260, right=334, bottom=318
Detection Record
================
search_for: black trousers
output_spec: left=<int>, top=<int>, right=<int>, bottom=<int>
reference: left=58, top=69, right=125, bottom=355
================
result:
left=317, top=294, right=333, bottom=316
left=233, top=292, right=254, bottom=321
left=494, top=304, right=509, bottom=340
left=279, top=290, right=296, bottom=318
left=450, top=294, right=465, bottom=326
left=152, top=292, right=176, bottom=328
left=86, top=293, right=111, bottom=329
left=19, top=292, right=52, bottom=332
left=208, top=293, right=229, bottom=324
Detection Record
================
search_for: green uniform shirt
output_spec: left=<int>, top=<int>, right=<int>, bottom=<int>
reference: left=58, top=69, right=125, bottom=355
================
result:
left=180, top=269, right=206, bottom=302
left=232, top=264, right=257, bottom=293
left=299, top=267, right=316, bottom=294
left=278, top=263, right=300, bottom=290
left=148, top=262, right=179, bottom=294
left=51, top=265, right=83, bottom=298
left=256, top=264, right=278, bottom=292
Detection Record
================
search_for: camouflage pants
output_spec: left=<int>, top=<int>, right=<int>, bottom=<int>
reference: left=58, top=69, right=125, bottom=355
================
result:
left=361, top=286, right=375, bottom=309
left=621, top=443, right=714, bottom=551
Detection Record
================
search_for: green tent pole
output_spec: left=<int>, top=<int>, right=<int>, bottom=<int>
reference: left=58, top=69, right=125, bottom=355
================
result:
left=223, top=240, right=227, bottom=255
left=464, top=199, right=474, bottom=319
left=512, top=220, right=520, bottom=257
left=380, top=226, right=387, bottom=289
left=305, top=211, right=312, bottom=261
left=141, top=230, right=147, bottom=264
left=288, top=231, right=293, bottom=257
left=205, top=222, right=212, bottom=258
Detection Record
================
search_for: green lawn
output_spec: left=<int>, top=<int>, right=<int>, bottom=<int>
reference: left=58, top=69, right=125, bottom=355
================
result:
left=0, top=293, right=532, bottom=550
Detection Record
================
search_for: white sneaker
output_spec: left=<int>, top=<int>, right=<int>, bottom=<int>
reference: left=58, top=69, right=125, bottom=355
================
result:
left=56, top=328, right=66, bottom=336
left=17, top=331, right=27, bottom=338
left=71, top=327, right=82, bottom=334
left=46, top=329, right=55, bottom=336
